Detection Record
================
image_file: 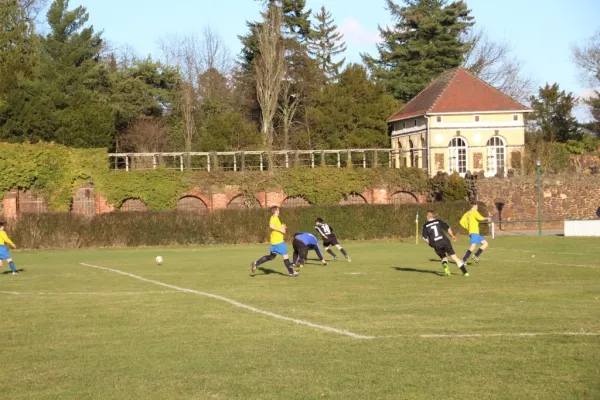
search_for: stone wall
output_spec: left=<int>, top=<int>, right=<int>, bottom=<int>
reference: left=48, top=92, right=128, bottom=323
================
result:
left=476, top=175, right=600, bottom=230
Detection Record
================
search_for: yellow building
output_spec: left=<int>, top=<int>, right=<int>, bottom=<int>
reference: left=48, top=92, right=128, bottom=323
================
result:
left=388, top=68, right=531, bottom=177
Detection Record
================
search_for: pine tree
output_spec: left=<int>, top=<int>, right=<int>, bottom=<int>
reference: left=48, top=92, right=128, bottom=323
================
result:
left=362, top=0, right=474, bottom=102
left=529, top=83, right=580, bottom=143
left=308, top=6, right=346, bottom=83
left=0, top=0, right=38, bottom=100
left=238, top=0, right=312, bottom=72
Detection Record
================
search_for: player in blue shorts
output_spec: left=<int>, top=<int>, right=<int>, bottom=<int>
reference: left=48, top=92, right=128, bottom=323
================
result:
left=251, top=206, right=298, bottom=277
left=0, top=222, right=19, bottom=275
left=460, top=203, right=492, bottom=264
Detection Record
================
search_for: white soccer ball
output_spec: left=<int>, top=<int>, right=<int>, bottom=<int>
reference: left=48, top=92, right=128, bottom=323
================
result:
left=156, top=256, right=163, bottom=265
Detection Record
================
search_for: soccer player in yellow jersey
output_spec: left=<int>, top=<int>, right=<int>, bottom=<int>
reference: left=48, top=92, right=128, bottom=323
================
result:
left=0, top=222, right=19, bottom=275
left=460, top=202, right=491, bottom=264
left=251, top=206, right=298, bottom=277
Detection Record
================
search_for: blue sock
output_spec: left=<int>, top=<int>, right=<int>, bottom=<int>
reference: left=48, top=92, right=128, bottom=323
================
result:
left=9, top=261, right=16, bottom=273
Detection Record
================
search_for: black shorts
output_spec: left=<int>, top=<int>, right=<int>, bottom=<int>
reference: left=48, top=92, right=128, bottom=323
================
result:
left=323, top=234, right=339, bottom=247
left=293, top=238, right=309, bottom=260
left=432, top=240, right=455, bottom=258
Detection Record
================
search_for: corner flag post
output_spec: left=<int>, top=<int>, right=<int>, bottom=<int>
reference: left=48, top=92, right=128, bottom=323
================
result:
left=415, top=211, right=419, bottom=244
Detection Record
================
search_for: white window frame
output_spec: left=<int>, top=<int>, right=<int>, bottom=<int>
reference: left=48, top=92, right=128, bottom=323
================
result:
left=448, top=137, right=468, bottom=176
left=486, top=136, right=506, bottom=176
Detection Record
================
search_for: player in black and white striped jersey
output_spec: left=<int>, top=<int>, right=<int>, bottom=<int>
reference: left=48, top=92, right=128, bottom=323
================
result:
left=315, top=218, right=351, bottom=262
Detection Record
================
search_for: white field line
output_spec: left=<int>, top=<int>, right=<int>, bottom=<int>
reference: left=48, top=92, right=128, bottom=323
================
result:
left=79, top=263, right=599, bottom=341
left=497, top=259, right=599, bottom=269
left=80, top=263, right=375, bottom=340
left=0, top=291, right=177, bottom=296
left=493, top=247, right=600, bottom=257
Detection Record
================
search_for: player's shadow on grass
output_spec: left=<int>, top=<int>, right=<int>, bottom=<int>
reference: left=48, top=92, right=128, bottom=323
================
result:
left=251, top=267, right=288, bottom=277
left=392, top=267, right=444, bottom=277
left=2, top=269, right=25, bottom=275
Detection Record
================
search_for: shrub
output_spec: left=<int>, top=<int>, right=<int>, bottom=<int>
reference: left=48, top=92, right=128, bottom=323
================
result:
left=7, top=202, right=485, bottom=249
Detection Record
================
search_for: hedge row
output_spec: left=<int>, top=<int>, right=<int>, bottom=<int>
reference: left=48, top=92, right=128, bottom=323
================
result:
left=8, top=202, right=486, bottom=249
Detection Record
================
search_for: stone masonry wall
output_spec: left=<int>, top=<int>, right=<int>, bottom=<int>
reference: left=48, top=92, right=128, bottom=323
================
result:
left=476, top=175, right=600, bottom=230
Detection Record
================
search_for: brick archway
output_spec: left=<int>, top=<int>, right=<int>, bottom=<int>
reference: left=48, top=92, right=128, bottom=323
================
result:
left=228, top=195, right=261, bottom=209
left=177, top=196, right=208, bottom=213
left=120, top=198, right=148, bottom=212
left=340, top=193, right=367, bottom=205
left=281, top=196, right=311, bottom=208
left=389, top=191, right=418, bottom=204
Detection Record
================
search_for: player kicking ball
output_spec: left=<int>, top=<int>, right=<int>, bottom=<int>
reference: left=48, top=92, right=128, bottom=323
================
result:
left=315, top=218, right=351, bottom=262
left=292, top=232, right=328, bottom=269
left=252, top=206, right=298, bottom=277
left=421, top=211, right=469, bottom=277
left=460, top=202, right=492, bottom=264
left=0, top=221, right=19, bottom=275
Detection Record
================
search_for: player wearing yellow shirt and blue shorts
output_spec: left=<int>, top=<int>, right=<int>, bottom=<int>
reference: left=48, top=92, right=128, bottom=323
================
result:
left=460, top=202, right=491, bottom=264
left=251, top=206, right=298, bottom=277
left=0, top=221, right=19, bottom=275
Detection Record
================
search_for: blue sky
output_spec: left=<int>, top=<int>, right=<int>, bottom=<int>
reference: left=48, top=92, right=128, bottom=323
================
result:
left=67, top=0, right=598, bottom=120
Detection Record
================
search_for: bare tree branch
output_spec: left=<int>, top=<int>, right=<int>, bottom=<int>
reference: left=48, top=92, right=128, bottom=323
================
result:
left=254, top=5, right=285, bottom=149
left=463, top=28, right=535, bottom=103
left=572, top=29, right=600, bottom=87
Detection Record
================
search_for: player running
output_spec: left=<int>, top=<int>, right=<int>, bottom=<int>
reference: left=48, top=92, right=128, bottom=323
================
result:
left=460, top=202, right=492, bottom=264
left=0, top=222, right=19, bottom=275
left=251, top=206, right=298, bottom=277
left=315, top=218, right=351, bottom=262
left=292, top=232, right=328, bottom=268
left=422, top=211, right=469, bottom=277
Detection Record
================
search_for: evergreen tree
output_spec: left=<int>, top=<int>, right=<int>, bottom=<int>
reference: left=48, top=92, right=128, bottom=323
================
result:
left=308, top=6, right=346, bottom=83
left=308, top=64, right=398, bottom=149
left=238, top=0, right=312, bottom=72
left=362, top=0, right=474, bottom=102
left=0, top=0, right=38, bottom=102
left=529, top=83, right=580, bottom=143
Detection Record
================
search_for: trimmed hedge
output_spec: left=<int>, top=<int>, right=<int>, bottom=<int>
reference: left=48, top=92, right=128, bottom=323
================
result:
left=8, top=202, right=487, bottom=249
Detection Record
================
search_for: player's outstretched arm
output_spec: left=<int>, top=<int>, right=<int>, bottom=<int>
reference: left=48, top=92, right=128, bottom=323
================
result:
left=447, top=228, right=457, bottom=242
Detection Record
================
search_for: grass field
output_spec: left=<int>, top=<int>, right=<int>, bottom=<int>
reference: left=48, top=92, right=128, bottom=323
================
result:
left=1, top=236, right=599, bottom=399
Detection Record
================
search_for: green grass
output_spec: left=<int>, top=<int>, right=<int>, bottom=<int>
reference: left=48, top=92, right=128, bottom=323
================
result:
left=1, top=236, right=599, bottom=399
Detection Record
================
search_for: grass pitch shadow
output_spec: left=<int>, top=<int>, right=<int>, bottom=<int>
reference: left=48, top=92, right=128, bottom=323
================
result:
left=392, top=267, right=444, bottom=277
left=2, top=268, right=25, bottom=275
left=250, top=267, right=288, bottom=278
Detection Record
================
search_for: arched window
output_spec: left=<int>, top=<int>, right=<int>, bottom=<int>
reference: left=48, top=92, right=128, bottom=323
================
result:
left=486, top=136, right=506, bottom=176
left=389, top=191, right=418, bottom=204
left=448, top=137, right=468, bottom=174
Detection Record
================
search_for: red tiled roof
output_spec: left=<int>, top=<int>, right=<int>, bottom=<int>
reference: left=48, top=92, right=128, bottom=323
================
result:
left=388, top=68, right=530, bottom=122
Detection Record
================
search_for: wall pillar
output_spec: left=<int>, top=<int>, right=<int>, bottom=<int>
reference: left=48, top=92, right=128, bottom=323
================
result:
left=2, top=191, right=18, bottom=220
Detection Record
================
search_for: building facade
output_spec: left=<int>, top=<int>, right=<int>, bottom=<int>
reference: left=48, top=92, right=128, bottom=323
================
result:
left=388, top=68, right=531, bottom=177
